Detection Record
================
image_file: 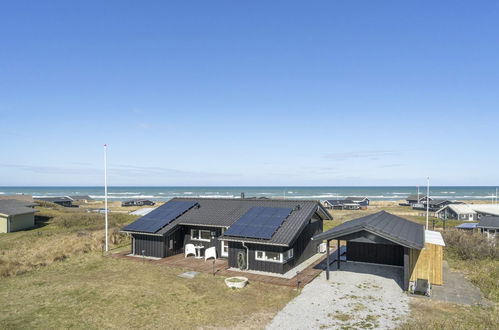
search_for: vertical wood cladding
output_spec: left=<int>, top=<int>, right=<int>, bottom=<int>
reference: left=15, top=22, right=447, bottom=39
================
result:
left=346, top=241, right=404, bottom=266
left=183, top=226, right=223, bottom=257
left=132, top=234, right=167, bottom=258
left=227, top=215, right=323, bottom=274
left=283, top=215, right=323, bottom=273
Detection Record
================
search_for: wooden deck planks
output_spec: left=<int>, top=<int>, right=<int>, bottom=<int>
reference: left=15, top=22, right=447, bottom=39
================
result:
left=113, top=251, right=325, bottom=287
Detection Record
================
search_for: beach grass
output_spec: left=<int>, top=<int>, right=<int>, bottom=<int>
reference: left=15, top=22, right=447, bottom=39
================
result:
left=0, top=254, right=296, bottom=329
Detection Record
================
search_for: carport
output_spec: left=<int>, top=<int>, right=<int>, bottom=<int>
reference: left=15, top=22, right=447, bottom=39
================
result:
left=313, top=211, right=437, bottom=291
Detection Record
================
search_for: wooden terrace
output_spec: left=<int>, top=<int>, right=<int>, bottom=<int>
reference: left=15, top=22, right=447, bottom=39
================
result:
left=112, top=251, right=327, bottom=288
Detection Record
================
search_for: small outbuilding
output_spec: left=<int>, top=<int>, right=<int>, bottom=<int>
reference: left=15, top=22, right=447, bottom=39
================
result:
left=312, top=211, right=444, bottom=290
left=122, top=199, right=156, bottom=207
left=477, top=216, right=499, bottom=239
left=0, top=199, right=37, bottom=233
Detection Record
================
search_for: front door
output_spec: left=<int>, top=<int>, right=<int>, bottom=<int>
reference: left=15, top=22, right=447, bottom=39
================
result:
left=221, top=240, right=229, bottom=257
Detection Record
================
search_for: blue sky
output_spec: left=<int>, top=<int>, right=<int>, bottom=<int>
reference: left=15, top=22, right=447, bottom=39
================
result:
left=1, top=1, right=498, bottom=186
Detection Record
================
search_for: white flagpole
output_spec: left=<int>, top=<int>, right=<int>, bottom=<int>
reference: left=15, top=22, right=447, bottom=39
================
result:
left=426, top=177, right=430, bottom=230
left=104, top=144, right=109, bottom=253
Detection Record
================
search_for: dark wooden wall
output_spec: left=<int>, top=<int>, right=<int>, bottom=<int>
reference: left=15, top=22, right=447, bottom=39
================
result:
left=283, top=215, right=323, bottom=273
left=132, top=234, right=167, bottom=258
left=228, top=242, right=286, bottom=273
left=346, top=241, right=404, bottom=266
left=183, top=226, right=223, bottom=257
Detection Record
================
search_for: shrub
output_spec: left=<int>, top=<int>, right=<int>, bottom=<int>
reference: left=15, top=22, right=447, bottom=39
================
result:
left=442, top=229, right=499, bottom=260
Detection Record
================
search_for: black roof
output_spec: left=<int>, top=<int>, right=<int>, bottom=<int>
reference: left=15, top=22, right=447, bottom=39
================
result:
left=312, top=211, right=425, bottom=250
left=123, top=198, right=331, bottom=247
left=406, top=195, right=429, bottom=201
left=477, top=216, right=499, bottom=229
left=326, top=199, right=358, bottom=205
left=347, top=196, right=369, bottom=202
left=70, top=195, right=94, bottom=201
left=0, top=199, right=37, bottom=216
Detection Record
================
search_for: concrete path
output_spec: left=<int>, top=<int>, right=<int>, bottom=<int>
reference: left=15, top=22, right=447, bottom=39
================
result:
left=428, top=261, right=488, bottom=306
left=266, top=262, right=410, bottom=330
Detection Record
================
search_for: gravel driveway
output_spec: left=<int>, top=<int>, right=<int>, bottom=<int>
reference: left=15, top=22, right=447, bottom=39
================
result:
left=266, top=262, right=410, bottom=329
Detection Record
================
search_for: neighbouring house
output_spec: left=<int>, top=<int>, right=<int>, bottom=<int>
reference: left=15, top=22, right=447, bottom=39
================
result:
left=69, top=195, right=94, bottom=203
left=121, top=198, right=331, bottom=275
left=435, top=204, right=478, bottom=221
left=324, top=199, right=360, bottom=210
left=35, top=197, right=74, bottom=207
left=312, top=211, right=445, bottom=291
left=346, top=196, right=370, bottom=206
left=413, top=199, right=455, bottom=211
left=436, top=203, right=499, bottom=221
left=0, top=199, right=37, bottom=233
left=477, top=216, right=499, bottom=239
left=406, top=194, right=432, bottom=206
left=121, top=199, right=156, bottom=207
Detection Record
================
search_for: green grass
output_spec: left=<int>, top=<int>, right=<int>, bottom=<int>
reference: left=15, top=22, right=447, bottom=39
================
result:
left=0, top=254, right=296, bottom=329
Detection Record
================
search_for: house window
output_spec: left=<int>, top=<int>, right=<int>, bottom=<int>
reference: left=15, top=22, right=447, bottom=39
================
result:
left=254, top=248, right=294, bottom=263
left=283, top=248, right=294, bottom=261
left=191, top=229, right=211, bottom=242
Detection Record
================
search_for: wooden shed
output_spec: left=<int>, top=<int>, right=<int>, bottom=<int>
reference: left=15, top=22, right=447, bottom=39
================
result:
left=409, top=230, right=444, bottom=285
left=312, top=211, right=445, bottom=290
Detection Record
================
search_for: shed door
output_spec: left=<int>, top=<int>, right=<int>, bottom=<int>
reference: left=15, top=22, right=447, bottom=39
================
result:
left=347, top=242, right=404, bottom=266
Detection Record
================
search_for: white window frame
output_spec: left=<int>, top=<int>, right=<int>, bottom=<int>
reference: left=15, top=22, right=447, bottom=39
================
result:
left=190, top=229, right=211, bottom=242
left=221, top=240, right=229, bottom=257
left=254, top=248, right=294, bottom=263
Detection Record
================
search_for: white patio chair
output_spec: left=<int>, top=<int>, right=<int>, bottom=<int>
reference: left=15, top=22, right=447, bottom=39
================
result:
left=204, top=246, right=217, bottom=261
left=185, top=243, right=196, bottom=258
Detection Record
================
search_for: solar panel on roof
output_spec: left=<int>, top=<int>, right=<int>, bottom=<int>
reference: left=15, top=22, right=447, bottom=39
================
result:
left=224, top=207, right=293, bottom=239
left=123, top=201, right=197, bottom=233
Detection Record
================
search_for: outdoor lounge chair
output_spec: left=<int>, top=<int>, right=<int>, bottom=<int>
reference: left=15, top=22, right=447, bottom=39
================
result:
left=185, top=244, right=196, bottom=258
left=204, top=246, right=217, bottom=261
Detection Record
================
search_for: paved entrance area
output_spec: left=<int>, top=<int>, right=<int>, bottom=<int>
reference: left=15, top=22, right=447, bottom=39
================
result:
left=426, top=261, right=488, bottom=306
left=267, top=261, right=410, bottom=330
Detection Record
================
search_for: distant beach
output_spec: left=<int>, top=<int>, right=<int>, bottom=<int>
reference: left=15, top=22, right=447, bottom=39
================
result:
left=0, top=186, right=497, bottom=202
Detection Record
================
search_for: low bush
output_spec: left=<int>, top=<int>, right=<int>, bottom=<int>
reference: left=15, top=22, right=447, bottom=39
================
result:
left=442, top=229, right=499, bottom=260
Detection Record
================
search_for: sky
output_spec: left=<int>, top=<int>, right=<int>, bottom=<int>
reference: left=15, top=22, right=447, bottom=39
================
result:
left=1, top=1, right=498, bottom=186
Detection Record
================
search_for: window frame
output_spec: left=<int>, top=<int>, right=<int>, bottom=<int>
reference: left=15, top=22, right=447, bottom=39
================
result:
left=254, top=248, right=294, bottom=263
left=190, top=229, right=212, bottom=242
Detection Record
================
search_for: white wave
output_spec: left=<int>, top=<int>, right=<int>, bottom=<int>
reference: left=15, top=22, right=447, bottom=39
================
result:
left=108, top=192, right=141, bottom=195
left=89, top=195, right=156, bottom=199
left=183, top=192, right=193, bottom=195
left=0, top=192, right=4, bottom=194
left=287, top=191, right=294, bottom=194
left=440, top=191, right=456, bottom=194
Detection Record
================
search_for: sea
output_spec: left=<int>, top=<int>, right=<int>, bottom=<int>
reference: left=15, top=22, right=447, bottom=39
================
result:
left=0, top=186, right=497, bottom=202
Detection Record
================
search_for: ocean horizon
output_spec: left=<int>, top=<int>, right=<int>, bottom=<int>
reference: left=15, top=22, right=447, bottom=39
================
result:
left=1, top=186, right=498, bottom=202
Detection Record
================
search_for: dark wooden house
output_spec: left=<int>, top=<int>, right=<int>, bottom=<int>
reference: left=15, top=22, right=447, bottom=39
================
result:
left=324, top=199, right=360, bottom=210
left=121, top=199, right=156, bottom=207
left=121, top=198, right=331, bottom=275
left=347, top=196, right=370, bottom=206
left=35, top=197, right=74, bottom=207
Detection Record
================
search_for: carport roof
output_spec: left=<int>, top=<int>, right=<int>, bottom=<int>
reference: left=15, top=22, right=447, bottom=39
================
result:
left=312, top=211, right=425, bottom=250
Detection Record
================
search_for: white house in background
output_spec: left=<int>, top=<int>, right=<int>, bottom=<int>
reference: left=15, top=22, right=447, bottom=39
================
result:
left=436, top=203, right=499, bottom=221
left=435, top=204, right=477, bottom=221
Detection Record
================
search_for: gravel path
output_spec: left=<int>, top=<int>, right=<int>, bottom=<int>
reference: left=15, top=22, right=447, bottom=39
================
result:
left=266, top=262, right=410, bottom=330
